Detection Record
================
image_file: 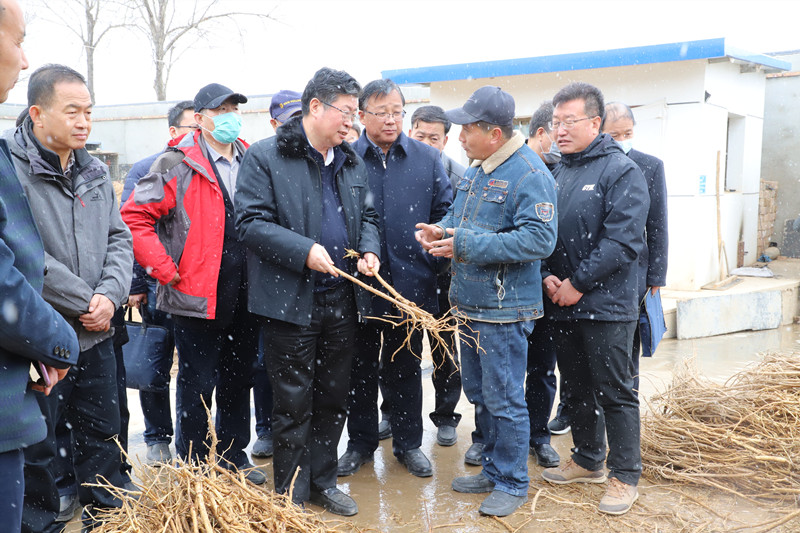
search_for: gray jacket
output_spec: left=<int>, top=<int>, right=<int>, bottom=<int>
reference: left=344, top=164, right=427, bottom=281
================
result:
left=4, top=120, right=133, bottom=351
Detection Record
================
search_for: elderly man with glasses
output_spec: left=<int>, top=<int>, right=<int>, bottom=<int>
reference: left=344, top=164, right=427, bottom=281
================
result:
left=538, top=82, right=649, bottom=516
left=338, top=79, right=452, bottom=479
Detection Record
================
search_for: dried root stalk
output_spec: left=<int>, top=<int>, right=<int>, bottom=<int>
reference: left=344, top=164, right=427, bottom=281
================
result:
left=88, top=403, right=356, bottom=532
left=641, top=352, right=800, bottom=503
left=336, top=249, right=481, bottom=367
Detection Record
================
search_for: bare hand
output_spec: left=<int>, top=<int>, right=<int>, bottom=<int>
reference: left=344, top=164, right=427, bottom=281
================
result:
left=357, top=252, right=380, bottom=276
left=128, top=293, right=147, bottom=308
left=428, top=228, right=455, bottom=258
left=168, top=272, right=181, bottom=286
left=306, top=243, right=338, bottom=276
left=415, top=223, right=444, bottom=251
left=650, top=286, right=661, bottom=296
left=31, top=365, right=69, bottom=396
left=543, top=275, right=562, bottom=300
left=79, top=294, right=115, bottom=332
left=551, top=278, right=583, bottom=307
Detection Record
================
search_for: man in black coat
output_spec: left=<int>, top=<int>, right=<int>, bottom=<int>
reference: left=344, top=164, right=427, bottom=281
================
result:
left=235, top=67, right=380, bottom=517
left=539, top=82, right=649, bottom=516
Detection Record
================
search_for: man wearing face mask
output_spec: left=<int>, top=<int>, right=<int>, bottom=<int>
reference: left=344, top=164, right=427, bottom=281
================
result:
left=601, top=102, right=668, bottom=382
left=122, top=83, right=265, bottom=485
left=526, top=101, right=561, bottom=170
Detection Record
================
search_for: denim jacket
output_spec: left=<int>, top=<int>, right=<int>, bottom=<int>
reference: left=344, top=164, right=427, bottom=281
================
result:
left=436, top=133, right=557, bottom=322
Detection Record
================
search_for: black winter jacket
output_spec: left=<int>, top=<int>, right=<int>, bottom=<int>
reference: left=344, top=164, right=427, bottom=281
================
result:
left=542, top=133, right=649, bottom=322
left=234, top=117, right=381, bottom=326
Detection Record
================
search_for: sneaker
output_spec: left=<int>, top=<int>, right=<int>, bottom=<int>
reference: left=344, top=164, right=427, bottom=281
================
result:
left=251, top=435, right=274, bottom=458
left=530, top=443, right=560, bottom=468
left=378, top=418, right=392, bottom=440
left=464, top=442, right=484, bottom=466
left=145, top=442, right=172, bottom=465
left=478, top=490, right=527, bottom=517
left=548, top=417, right=571, bottom=435
left=56, top=493, right=80, bottom=522
left=452, top=473, right=495, bottom=494
left=337, top=449, right=373, bottom=477
left=542, top=458, right=606, bottom=485
left=436, top=425, right=457, bottom=446
left=598, top=477, right=639, bottom=515
left=309, top=487, right=358, bottom=516
left=230, top=462, right=267, bottom=485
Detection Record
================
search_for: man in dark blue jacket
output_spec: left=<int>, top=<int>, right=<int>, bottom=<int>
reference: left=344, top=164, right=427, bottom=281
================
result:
left=235, top=67, right=380, bottom=516
left=338, top=79, right=451, bottom=479
left=540, top=82, right=649, bottom=516
left=0, top=3, right=80, bottom=529
left=601, top=101, right=669, bottom=367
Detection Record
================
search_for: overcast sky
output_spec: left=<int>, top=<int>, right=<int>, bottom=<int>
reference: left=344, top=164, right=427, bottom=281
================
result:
left=7, top=0, right=800, bottom=106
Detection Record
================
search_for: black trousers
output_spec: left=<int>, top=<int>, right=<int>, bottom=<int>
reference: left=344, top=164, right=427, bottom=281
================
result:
left=348, top=320, right=423, bottom=457
left=380, top=288, right=462, bottom=429
left=553, top=319, right=642, bottom=486
left=22, top=338, right=124, bottom=533
left=263, top=283, right=356, bottom=503
left=525, top=319, right=558, bottom=446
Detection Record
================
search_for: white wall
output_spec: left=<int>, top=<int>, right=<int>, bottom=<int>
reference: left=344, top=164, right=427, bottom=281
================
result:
left=427, top=58, right=770, bottom=290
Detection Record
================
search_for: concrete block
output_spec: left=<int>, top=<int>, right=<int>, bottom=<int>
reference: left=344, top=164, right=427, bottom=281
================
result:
left=676, top=290, right=782, bottom=339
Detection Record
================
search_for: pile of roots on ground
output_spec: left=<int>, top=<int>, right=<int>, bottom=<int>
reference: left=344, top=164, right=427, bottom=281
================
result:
left=641, top=351, right=800, bottom=504
left=89, top=408, right=356, bottom=533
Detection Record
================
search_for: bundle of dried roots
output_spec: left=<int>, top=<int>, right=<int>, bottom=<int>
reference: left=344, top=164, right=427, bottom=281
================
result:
left=88, top=406, right=354, bottom=532
left=641, top=351, right=800, bottom=503
left=335, top=249, right=479, bottom=367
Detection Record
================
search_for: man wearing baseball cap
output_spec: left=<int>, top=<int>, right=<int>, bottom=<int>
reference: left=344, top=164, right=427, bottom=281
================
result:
left=268, top=89, right=302, bottom=131
left=416, top=86, right=557, bottom=517
left=122, top=83, right=265, bottom=484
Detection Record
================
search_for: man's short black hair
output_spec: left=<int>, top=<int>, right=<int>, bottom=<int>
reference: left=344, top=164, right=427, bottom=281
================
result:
left=301, top=67, right=361, bottom=116
left=358, top=79, right=405, bottom=110
left=552, top=81, right=604, bottom=120
left=475, top=121, right=514, bottom=140
left=168, top=100, right=194, bottom=128
left=601, top=101, right=636, bottom=130
left=528, top=100, right=554, bottom=137
left=410, top=105, right=451, bottom=134
left=27, top=64, right=87, bottom=109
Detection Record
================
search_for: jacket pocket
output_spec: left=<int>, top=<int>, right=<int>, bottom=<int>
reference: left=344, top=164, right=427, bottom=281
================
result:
left=472, top=186, right=508, bottom=231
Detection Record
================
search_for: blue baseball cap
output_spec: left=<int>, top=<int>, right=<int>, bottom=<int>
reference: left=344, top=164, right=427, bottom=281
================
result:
left=270, top=89, right=302, bottom=123
left=446, top=86, right=515, bottom=127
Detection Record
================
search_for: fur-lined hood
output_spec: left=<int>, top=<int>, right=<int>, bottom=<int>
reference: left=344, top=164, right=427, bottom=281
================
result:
left=275, top=115, right=360, bottom=167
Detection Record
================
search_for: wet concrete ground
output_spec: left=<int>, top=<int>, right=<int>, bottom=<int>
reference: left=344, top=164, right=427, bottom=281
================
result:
left=66, top=323, right=800, bottom=531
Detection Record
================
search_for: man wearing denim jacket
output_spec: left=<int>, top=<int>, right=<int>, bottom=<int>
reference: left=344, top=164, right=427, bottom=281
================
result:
left=416, top=86, right=557, bottom=517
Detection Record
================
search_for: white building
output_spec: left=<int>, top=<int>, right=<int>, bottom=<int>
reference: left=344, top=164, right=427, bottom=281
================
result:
left=383, top=38, right=790, bottom=291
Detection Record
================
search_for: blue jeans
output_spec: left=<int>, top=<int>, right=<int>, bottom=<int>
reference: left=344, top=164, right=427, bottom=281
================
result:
left=460, top=319, right=533, bottom=497
left=139, top=278, right=174, bottom=445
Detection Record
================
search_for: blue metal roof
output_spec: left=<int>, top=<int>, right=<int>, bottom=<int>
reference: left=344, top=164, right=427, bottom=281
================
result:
left=382, top=38, right=791, bottom=84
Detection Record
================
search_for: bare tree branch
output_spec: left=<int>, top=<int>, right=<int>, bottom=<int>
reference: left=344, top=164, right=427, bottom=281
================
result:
left=124, top=0, right=276, bottom=101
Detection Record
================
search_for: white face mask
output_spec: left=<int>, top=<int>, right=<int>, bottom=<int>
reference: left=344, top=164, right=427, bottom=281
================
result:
left=616, top=138, right=634, bottom=154
left=541, top=132, right=561, bottom=165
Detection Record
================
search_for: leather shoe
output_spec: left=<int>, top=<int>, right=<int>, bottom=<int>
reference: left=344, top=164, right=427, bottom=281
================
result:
left=436, top=425, right=457, bottom=446
left=309, top=487, right=358, bottom=516
left=531, top=443, right=560, bottom=468
left=397, top=448, right=432, bottom=477
left=337, top=449, right=372, bottom=477
left=378, top=418, right=392, bottom=440
left=479, top=490, right=527, bottom=517
left=452, top=472, right=495, bottom=494
left=464, top=442, right=484, bottom=466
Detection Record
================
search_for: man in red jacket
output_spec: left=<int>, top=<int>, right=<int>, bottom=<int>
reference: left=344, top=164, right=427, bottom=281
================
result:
left=122, top=83, right=264, bottom=485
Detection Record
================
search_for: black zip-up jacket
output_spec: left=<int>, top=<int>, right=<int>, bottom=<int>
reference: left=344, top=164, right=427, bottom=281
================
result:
left=234, top=116, right=381, bottom=327
left=542, top=133, right=649, bottom=322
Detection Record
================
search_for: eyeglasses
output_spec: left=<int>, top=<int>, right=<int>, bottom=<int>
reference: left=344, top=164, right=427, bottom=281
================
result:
left=363, top=109, right=406, bottom=121
left=549, top=117, right=596, bottom=130
left=322, top=101, right=357, bottom=122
